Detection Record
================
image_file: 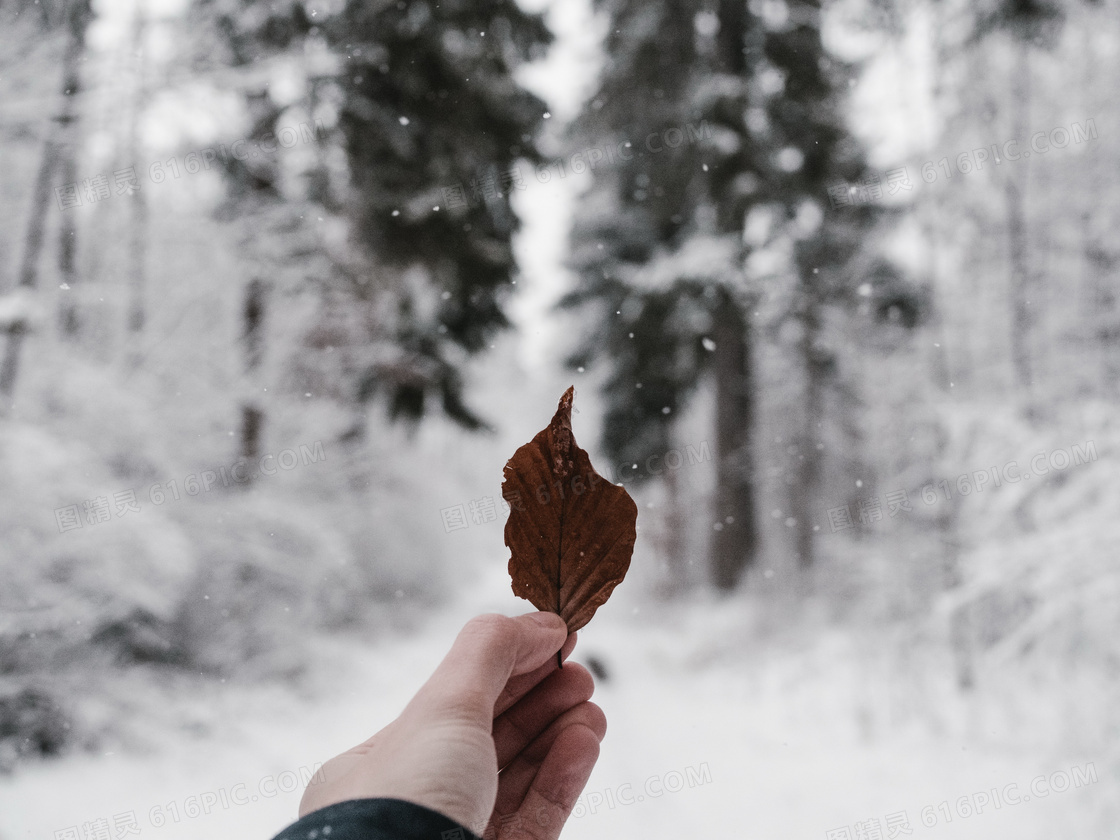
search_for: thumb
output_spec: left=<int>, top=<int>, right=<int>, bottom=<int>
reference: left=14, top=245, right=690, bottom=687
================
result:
left=410, top=612, right=568, bottom=727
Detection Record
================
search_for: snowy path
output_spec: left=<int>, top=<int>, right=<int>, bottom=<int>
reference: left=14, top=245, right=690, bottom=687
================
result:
left=0, top=567, right=1112, bottom=840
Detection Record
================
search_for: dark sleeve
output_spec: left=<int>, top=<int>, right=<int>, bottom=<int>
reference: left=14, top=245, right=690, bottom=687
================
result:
left=269, top=798, right=482, bottom=840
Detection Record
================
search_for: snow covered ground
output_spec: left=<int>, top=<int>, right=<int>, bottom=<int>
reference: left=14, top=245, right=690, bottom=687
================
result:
left=2, top=557, right=1115, bottom=840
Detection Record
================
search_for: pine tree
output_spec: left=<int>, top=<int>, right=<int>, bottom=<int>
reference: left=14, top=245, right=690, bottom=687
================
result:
left=192, top=0, right=553, bottom=430
left=566, top=0, right=885, bottom=584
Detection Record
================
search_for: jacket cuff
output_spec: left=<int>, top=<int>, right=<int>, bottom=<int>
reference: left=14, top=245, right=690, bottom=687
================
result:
left=270, top=798, right=482, bottom=840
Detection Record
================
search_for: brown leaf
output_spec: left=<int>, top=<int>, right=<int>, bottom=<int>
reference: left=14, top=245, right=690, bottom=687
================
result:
left=503, top=386, right=638, bottom=634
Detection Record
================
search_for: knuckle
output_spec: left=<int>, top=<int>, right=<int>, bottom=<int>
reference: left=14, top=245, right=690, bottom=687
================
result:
left=464, top=613, right=516, bottom=644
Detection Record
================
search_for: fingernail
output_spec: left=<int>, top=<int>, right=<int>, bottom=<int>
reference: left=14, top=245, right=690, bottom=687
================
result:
left=527, top=612, right=566, bottom=631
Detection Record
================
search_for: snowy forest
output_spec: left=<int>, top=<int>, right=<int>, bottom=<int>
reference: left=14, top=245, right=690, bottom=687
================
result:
left=0, top=0, right=1117, bottom=836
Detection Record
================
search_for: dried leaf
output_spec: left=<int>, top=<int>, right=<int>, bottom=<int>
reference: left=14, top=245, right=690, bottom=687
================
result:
left=503, top=386, right=638, bottom=634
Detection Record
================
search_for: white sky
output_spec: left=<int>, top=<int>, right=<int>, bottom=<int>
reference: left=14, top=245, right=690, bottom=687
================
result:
left=510, top=0, right=606, bottom=372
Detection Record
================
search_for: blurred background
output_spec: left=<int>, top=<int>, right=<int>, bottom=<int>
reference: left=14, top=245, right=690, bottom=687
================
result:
left=0, top=0, right=1117, bottom=836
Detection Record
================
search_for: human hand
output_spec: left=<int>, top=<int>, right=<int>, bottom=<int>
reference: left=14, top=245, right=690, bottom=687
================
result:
left=299, top=612, right=606, bottom=839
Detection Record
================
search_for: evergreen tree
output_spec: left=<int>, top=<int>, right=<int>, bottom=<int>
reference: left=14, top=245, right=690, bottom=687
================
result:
left=566, top=0, right=886, bottom=585
left=192, top=0, right=553, bottom=429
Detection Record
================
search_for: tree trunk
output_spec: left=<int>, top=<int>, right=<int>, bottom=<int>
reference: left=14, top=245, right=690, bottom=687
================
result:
left=56, top=0, right=93, bottom=338
left=240, top=404, right=264, bottom=464
left=57, top=148, right=80, bottom=336
left=710, top=290, right=757, bottom=589
left=239, top=278, right=267, bottom=478
left=0, top=140, right=55, bottom=409
left=791, top=285, right=824, bottom=568
left=0, top=0, right=92, bottom=411
left=1006, top=40, right=1033, bottom=395
left=704, top=0, right=758, bottom=590
left=921, top=0, right=952, bottom=393
left=17, top=133, right=58, bottom=291
left=657, top=443, right=689, bottom=597
left=125, top=4, right=149, bottom=364
left=716, top=0, right=747, bottom=76
left=1073, top=14, right=1116, bottom=398
left=0, top=323, right=29, bottom=411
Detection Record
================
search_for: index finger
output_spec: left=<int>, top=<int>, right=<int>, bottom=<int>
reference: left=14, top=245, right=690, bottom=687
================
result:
left=408, top=613, right=568, bottom=727
left=494, top=631, right=578, bottom=718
